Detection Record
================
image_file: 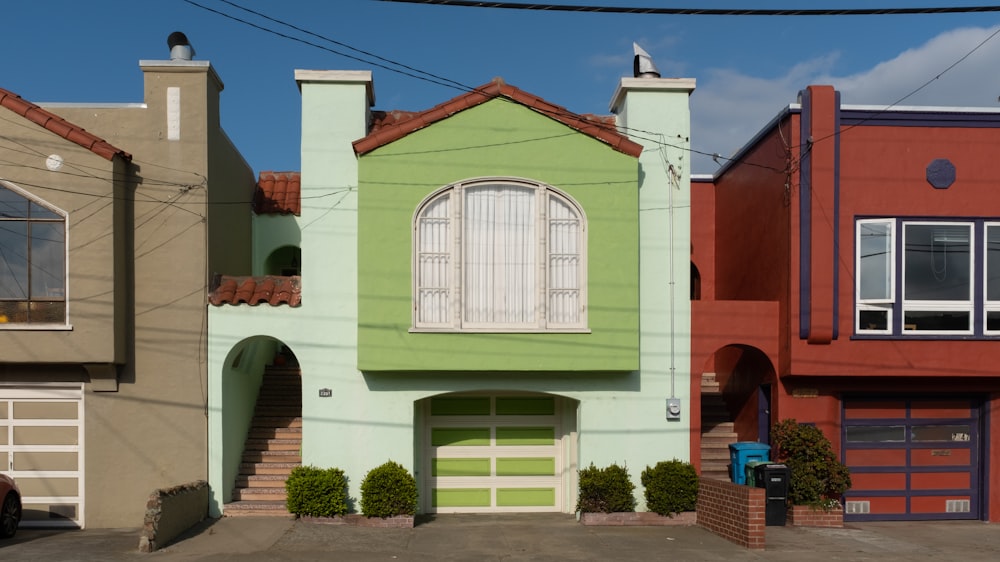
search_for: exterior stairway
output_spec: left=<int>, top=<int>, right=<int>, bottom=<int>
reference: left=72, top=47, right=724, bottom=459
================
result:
left=700, top=372, right=737, bottom=482
left=223, top=365, right=302, bottom=517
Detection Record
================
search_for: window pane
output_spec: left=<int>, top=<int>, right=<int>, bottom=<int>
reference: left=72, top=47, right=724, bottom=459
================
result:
left=988, top=225, right=1000, bottom=302
left=29, top=201, right=60, bottom=220
left=846, top=425, right=905, bottom=442
left=859, top=309, right=888, bottom=331
left=911, top=425, right=971, bottom=442
left=463, top=185, right=536, bottom=324
left=416, top=195, right=451, bottom=325
left=0, top=221, right=29, bottom=299
left=30, top=222, right=65, bottom=298
left=0, top=186, right=29, bottom=218
left=903, top=310, right=970, bottom=331
left=988, top=311, right=1000, bottom=332
left=904, top=224, right=970, bottom=301
left=548, top=196, right=580, bottom=324
left=859, top=221, right=892, bottom=300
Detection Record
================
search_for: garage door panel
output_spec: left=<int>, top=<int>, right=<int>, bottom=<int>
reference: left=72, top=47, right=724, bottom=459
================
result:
left=495, top=427, right=553, bottom=446
left=911, top=448, right=970, bottom=466
left=846, top=448, right=906, bottom=466
left=910, top=401, right=971, bottom=418
left=911, top=496, right=971, bottom=514
left=844, top=397, right=979, bottom=521
left=432, top=427, right=490, bottom=446
left=0, top=384, right=84, bottom=528
left=496, top=488, right=555, bottom=507
left=910, top=472, right=970, bottom=490
left=426, top=395, right=565, bottom=513
left=851, top=472, right=907, bottom=491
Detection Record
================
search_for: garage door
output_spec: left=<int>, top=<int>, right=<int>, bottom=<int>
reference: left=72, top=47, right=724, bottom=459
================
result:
left=424, top=395, right=565, bottom=513
left=0, top=384, right=84, bottom=528
left=843, top=398, right=980, bottom=521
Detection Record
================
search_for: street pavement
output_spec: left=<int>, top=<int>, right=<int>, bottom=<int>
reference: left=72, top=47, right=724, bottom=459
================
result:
left=3, top=513, right=1000, bottom=561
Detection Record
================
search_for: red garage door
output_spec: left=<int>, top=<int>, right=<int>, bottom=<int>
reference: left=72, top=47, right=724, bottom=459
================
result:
left=842, top=398, right=981, bottom=521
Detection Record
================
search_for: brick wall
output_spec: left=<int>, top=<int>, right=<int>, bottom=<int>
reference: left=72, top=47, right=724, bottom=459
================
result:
left=787, top=504, right=844, bottom=528
left=696, top=478, right=765, bottom=550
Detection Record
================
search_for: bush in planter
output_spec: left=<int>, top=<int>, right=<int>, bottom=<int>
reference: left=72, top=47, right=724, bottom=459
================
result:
left=576, top=463, right=636, bottom=513
left=641, top=459, right=698, bottom=516
left=285, top=465, right=349, bottom=517
left=360, top=461, right=418, bottom=518
left=771, top=419, right=852, bottom=509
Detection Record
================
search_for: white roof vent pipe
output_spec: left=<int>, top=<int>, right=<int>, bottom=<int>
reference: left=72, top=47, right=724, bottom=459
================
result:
left=168, top=31, right=195, bottom=61
left=633, top=43, right=660, bottom=78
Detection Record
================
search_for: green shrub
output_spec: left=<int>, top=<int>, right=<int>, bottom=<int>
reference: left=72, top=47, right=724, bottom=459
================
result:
left=359, top=461, right=418, bottom=518
left=576, top=463, right=636, bottom=513
left=641, top=459, right=699, bottom=516
left=285, top=465, right=349, bottom=517
left=771, top=419, right=852, bottom=508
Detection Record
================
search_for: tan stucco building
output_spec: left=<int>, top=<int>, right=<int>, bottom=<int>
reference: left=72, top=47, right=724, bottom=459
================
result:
left=0, top=36, right=254, bottom=528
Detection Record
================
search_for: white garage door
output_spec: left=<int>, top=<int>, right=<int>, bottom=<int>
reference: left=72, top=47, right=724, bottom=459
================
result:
left=424, top=395, right=566, bottom=513
left=0, top=384, right=84, bottom=528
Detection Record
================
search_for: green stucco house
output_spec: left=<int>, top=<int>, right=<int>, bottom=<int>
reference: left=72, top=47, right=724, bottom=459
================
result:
left=208, top=63, right=696, bottom=516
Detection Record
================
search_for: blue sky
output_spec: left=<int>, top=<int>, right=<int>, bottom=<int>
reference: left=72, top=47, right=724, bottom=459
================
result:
left=5, top=1, right=1000, bottom=175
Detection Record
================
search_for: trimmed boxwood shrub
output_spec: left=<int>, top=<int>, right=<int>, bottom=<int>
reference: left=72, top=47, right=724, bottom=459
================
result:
left=641, top=459, right=698, bottom=516
left=360, top=461, right=418, bottom=518
left=771, top=419, right=852, bottom=508
left=285, top=465, right=349, bottom=517
left=576, top=463, right=636, bottom=513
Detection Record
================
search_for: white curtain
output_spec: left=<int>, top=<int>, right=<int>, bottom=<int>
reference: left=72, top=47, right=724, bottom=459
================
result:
left=416, top=194, right=451, bottom=324
left=463, top=185, right=536, bottom=325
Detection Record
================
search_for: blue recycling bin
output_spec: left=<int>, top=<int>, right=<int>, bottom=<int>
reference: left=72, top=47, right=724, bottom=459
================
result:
left=728, top=442, right=771, bottom=485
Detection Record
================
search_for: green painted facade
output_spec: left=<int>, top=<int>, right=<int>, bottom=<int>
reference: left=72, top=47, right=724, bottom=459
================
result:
left=357, top=100, right=639, bottom=372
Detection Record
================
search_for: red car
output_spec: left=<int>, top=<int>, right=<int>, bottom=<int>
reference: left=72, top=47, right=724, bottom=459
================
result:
left=0, top=473, right=21, bottom=538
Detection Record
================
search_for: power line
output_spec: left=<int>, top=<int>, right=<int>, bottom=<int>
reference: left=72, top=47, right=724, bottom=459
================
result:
left=378, top=0, right=1000, bottom=17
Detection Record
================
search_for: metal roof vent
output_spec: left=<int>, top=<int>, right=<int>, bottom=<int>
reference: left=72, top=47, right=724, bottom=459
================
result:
left=168, top=31, right=195, bottom=61
left=633, top=43, right=660, bottom=79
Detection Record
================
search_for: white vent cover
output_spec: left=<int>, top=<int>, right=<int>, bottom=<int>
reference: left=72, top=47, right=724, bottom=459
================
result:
left=946, top=499, right=971, bottom=513
left=845, top=501, right=870, bottom=514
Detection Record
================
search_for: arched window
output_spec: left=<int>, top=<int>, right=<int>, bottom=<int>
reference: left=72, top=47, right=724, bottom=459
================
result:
left=414, top=178, right=587, bottom=331
left=0, top=181, right=67, bottom=324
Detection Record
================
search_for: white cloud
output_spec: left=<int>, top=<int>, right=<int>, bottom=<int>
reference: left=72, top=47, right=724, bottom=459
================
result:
left=690, top=25, right=1000, bottom=174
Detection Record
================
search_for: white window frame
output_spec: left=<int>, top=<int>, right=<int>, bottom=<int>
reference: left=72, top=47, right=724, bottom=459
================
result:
left=855, top=218, right=994, bottom=337
left=0, top=181, right=69, bottom=329
left=985, top=222, right=1000, bottom=335
left=412, top=177, right=588, bottom=333
left=901, top=221, right=973, bottom=335
left=856, top=218, right=895, bottom=334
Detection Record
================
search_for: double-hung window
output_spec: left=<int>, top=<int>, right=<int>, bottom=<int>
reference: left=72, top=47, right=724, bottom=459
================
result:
left=856, top=217, right=995, bottom=336
left=414, top=178, right=587, bottom=332
left=0, top=182, right=67, bottom=325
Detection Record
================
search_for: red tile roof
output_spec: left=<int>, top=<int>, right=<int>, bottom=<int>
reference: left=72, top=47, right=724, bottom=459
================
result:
left=209, top=275, right=301, bottom=307
left=353, top=78, right=643, bottom=158
left=0, top=87, right=132, bottom=162
left=254, top=171, right=301, bottom=215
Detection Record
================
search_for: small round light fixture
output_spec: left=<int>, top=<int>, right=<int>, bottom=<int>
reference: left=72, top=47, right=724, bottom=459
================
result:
left=926, top=158, right=956, bottom=189
left=45, top=154, right=64, bottom=171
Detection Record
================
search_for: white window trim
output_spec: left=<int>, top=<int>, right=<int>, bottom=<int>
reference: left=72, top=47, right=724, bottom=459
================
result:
left=855, top=218, right=995, bottom=337
left=984, top=222, right=1000, bottom=335
left=412, top=177, right=589, bottom=333
left=901, top=221, right=974, bottom=335
left=0, top=180, right=70, bottom=329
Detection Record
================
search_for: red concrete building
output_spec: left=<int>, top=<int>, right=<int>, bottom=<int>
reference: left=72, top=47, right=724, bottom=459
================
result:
left=692, top=85, right=1000, bottom=522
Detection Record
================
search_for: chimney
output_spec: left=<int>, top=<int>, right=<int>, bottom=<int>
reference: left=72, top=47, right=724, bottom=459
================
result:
left=633, top=43, right=661, bottom=79
left=167, top=31, right=195, bottom=61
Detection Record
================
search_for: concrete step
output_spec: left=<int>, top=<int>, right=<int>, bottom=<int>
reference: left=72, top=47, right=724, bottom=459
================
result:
left=223, top=500, right=294, bottom=518
left=239, top=462, right=299, bottom=476
left=242, top=450, right=302, bottom=464
left=701, top=449, right=731, bottom=461
left=232, top=487, right=287, bottom=501
left=701, top=433, right=738, bottom=446
left=237, top=474, right=290, bottom=488
left=253, top=417, right=303, bottom=429
left=702, top=422, right=735, bottom=434
left=244, top=438, right=301, bottom=451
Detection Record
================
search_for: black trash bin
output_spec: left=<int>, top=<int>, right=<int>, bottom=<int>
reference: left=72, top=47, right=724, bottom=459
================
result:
left=754, top=463, right=790, bottom=526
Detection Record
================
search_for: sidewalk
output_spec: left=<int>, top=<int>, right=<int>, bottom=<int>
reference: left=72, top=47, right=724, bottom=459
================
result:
left=3, top=514, right=1000, bottom=561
